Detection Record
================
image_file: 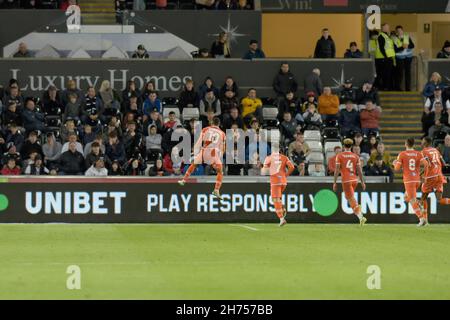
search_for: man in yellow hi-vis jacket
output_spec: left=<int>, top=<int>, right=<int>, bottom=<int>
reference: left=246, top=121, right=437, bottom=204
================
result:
left=375, top=23, right=396, bottom=91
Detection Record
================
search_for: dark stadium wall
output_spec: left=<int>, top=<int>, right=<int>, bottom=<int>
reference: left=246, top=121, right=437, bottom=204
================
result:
left=0, top=179, right=449, bottom=223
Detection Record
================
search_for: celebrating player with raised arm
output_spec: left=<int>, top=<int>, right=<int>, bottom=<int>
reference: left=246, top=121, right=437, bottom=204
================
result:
left=420, top=137, right=450, bottom=225
left=178, top=117, right=226, bottom=199
left=333, top=138, right=367, bottom=226
left=261, top=151, right=295, bottom=227
left=393, top=138, right=428, bottom=226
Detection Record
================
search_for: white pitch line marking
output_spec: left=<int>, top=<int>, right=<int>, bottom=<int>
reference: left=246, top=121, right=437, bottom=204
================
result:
left=228, top=224, right=259, bottom=231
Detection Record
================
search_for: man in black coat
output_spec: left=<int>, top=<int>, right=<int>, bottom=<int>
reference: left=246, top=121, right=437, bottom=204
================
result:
left=273, top=63, right=298, bottom=97
left=58, top=141, right=85, bottom=175
left=314, top=28, right=336, bottom=59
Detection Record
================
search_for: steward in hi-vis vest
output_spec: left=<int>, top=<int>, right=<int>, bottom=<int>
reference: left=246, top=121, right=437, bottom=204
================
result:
left=391, top=25, right=415, bottom=91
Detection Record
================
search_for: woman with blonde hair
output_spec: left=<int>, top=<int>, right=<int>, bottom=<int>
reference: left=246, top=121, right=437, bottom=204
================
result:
left=210, top=32, right=231, bottom=59
left=99, top=80, right=121, bottom=110
left=423, top=72, right=442, bottom=99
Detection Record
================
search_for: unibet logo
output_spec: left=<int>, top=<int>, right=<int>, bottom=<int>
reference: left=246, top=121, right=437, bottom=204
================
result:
left=0, top=194, right=9, bottom=212
left=313, top=189, right=339, bottom=217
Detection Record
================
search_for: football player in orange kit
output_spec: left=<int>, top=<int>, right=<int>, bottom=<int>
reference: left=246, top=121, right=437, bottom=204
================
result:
left=178, top=117, right=226, bottom=199
left=262, top=151, right=295, bottom=227
left=333, top=138, right=367, bottom=225
left=420, top=137, right=450, bottom=226
left=393, top=138, right=428, bottom=226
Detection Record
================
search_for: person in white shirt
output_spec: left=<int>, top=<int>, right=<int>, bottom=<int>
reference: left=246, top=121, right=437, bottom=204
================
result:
left=85, top=158, right=108, bottom=177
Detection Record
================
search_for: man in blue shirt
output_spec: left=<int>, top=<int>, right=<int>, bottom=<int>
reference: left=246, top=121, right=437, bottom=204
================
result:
left=242, top=40, right=266, bottom=60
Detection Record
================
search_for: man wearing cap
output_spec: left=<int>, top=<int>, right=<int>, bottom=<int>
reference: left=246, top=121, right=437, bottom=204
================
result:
left=132, top=44, right=150, bottom=59
left=242, top=40, right=266, bottom=60
left=437, top=40, right=450, bottom=59
left=339, top=79, right=356, bottom=106
left=424, top=86, right=450, bottom=112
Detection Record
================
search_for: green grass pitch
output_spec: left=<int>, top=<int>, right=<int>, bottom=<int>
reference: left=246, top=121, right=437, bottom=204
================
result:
left=1, top=223, right=450, bottom=299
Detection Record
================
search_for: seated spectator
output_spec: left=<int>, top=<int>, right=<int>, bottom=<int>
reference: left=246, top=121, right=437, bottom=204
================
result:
left=318, top=87, right=339, bottom=121
left=146, top=124, right=163, bottom=158
left=280, top=112, right=297, bottom=146
left=3, top=101, right=23, bottom=127
left=108, top=159, right=123, bottom=176
left=437, top=40, right=450, bottom=59
left=223, top=107, right=244, bottom=130
left=143, top=91, right=162, bottom=116
left=366, top=155, right=394, bottom=182
left=352, top=145, right=368, bottom=167
left=22, top=98, right=46, bottom=134
left=356, top=80, right=380, bottom=107
left=164, top=111, right=181, bottom=131
left=58, top=142, right=85, bottom=175
left=198, top=77, right=220, bottom=100
left=105, top=132, right=126, bottom=165
left=314, top=28, right=336, bottom=58
left=124, top=157, right=145, bottom=176
left=302, top=103, right=322, bottom=130
left=61, top=133, right=84, bottom=154
left=210, top=32, right=231, bottom=58
left=424, top=86, right=450, bottom=112
left=339, top=100, right=360, bottom=137
left=2, top=143, right=21, bottom=168
left=288, top=139, right=307, bottom=176
left=143, top=109, right=163, bottom=136
left=368, top=143, right=392, bottom=167
left=123, top=93, right=143, bottom=117
left=423, top=72, right=443, bottom=99
left=122, top=80, right=142, bottom=110
left=149, top=158, right=170, bottom=176
left=98, top=80, right=121, bottom=111
left=422, top=102, right=448, bottom=136
left=438, top=135, right=450, bottom=167
left=327, top=146, right=342, bottom=176
left=199, top=89, right=221, bottom=121
left=242, top=40, right=266, bottom=60
left=220, top=76, right=239, bottom=99
left=42, top=133, right=62, bottom=165
left=80, top=124, right=97, bottom=146
left=20, top=131, right=43, bottom=160
left=344, top=42, right=363, bottom=58
left=273, top=63, right=298, bottom=97
left=131, top=44, right=150, bottom=59
left=1, top=157, right=21, bottom=175
left=61, top=79, right=83, bottom=107
left=60, top=118, right=79, bottom=143
left=362, top=134, right=378, bottom=155
left=309, top=163, right=326, bottom=177
left=24, top=154, right=49, bottom=176
left=301, top=91, right=318, bottom=113
left=2, top=82, right=24, bottom=110
left=339, top=80, right=356, bottom=105
left=85, top=141, right=108, bottom=169
left=84, top=134, right=105, bottom=157
left=123, top=121, right=142, bottom=158
left=360, top=100, right=381, bottom=136
left=42, top=86, right=63, bottom=115
left=246, top=152, right=262, bottom=176
left=81, top=87, right=104, bottom=124
left=277, top=91, right=302, bottom=123
left=85, top=158, right=108, bottom=177
left=178, top=79, right=199, bottom=111
left=141, top=81, right=158, bottom=102
left=241, top=88, right=262, bottom=127
left=221, top=89, right=239, bottom=121
left=63, top=93, right=81, bottom=122
left=216, top=0, right=238, bottom=9
left=5, top=124, right=24, bottom=152
left=428, top=119, right=450, bottom=138
left=13, top=42, right=32, bottom=58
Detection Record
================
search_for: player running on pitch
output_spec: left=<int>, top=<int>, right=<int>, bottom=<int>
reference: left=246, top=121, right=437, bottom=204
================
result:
left=261, top=151, right=295, bottom=227
left=333, top=138, right=367, bottom=225
left=178, top=117, right=225, bottom=199
left=419, top=137, right=450, bottom=225
left=393, top=138, right=428, bottom=226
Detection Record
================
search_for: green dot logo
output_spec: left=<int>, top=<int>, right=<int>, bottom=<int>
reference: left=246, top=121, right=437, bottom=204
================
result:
left=0, top=194, right=9, bottom=212
left=313, top=189, right=339, bottom=217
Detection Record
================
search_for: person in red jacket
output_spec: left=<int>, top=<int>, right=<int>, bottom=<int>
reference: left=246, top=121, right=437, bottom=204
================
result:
left=360, top=100, right=381, bottom=136
left=1, top=158, right=21, bottom=175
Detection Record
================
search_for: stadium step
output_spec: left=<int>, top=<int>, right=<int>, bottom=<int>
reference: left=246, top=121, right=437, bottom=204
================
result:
left=379, top=91, right=423, bottom=182
left=79, top=0, right=116, bottom=25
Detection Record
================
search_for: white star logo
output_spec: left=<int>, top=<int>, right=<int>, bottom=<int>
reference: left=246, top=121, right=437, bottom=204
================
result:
left=209, top=15, right=249, bottom=48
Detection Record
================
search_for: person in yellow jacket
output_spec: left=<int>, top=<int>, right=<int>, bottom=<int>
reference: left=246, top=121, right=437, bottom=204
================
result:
left=375, top=23, right=396, bottom=91
left=240, top=88, right=263, bottom=128
left=391, top=25, right=415, bottom=91
left=318, top=87, right=340, bottom=122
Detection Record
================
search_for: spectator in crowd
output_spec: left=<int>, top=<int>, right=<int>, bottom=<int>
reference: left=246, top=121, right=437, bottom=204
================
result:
left=360, top=100, right=381, bottom=136
left=366, top=155, right=394, bottom=182
left=85, top=141, right=107, bottom=169
left=198, top=77, right=220, bottom=99
left=242, top=40, right=265, bottom=60
left=5, top=124, right=24, bottom=152
left=199, top=89, right=221, bottom=120
left=60, top=118, right=78, bottom=143
left=109, top=159, right=123, bottom=176
left=246, top=152, right=262, bottom=176
left=301, top=91, right=318, bottom=113
left=327, top=146, right=341, bottom=176
left=146, top=124, right=163, bottom=158
left=84, top=134, right=105, bottom=157
left=58, top=141, right=85, bottom=175
left=318, top=87, right=339, bottom=121
left=277, top=91, right=302, bottom=123
left=339, top=79, right=356, bottom=105
left=123, top=121, right=142, bottom=159
left=105, top=132, right=126, bottom=165
left=339, top=100, right=360, bottom=137
left=223, top=107, right=244, bottom=129
left=1, top=157, right=21, bottom=175
left=42, top=132, right=62, bottom=165
left=122, top=80, right=142, bottom=109
left=13, top=42, right=32, bottom=58
left=149, top=158, right=170, bottom=176
left=85, top=157, right=108, bottom=177
left=80, top=124, right=97, bottom=146
left=143, top=91, right=162, bottom=116
left=302, top=103, right=322, bottom=130
left=178, top=79, right=199, bottom=111
left=368, top=143, right=392, bottom=167
left=20, top=130, right=43, bottom=161
left=273, top=63, right=298, bottom=97
left=61, top=79, right=82, bottom=106
left=3, top=83, right=24, bottom=112
left=424, top=86, right=450, bottom=112
left=24, top=154, right=49, bottom=175
left=392, top=26, right=415, bottom=91
left=131, top=44, right=150, bottom=59
left=280, top=111, right=297, bottom=146
left=195, top=0, right=216, bottom=10
left=344, top=42, right=363, bottom=58
left=163, top=111, right=182, bottom=131
left=99, top=80, right=121, bottom=111
left=428, top=118, right=450, bottom=139
left=375, top=23, right=396, bottom=91
left=141, top=81, right=157, bottom=101
left=303, top=68, right=323, bottom=99
left=81, top=87, right=104, bottom=124
left=105, top=117, right=123, bottom=140
left=241, top=88, right=262, bottom=127
left=438, top=135, right=450, bottom=166
left=221, top=89, right=239, bottom=121
left=63, top=93, right=81, bottom=122
left=3, top=101, right=22, bottom=127
left=124, top=157, right=145, bottom=176
left=437, top=40, right=450, bottom=59
left=423, top=72, right=443, bottom=99
left=314, top=28, right=336, bottom=59
left=362, top=134, right=378, bottom=156
left=210, top=32, right=231, bottom=58
left=61, top=133, right=84, bottom=154
left=422, top=101, right=448, bottom=138
left=352, top=145, right=368, bottom=167
left=220, top=76, right=239, bottom=99
left=288, top=138, right=307, bottom=176
left=217, top=0, right=238, bottom=10
left=143, top=109, right=163, bottom=136
left=356, top=80, right=380, bottom=107
left=42, top=86, right=63, bottom=115
left=309, top=163, right=325, bottom=177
